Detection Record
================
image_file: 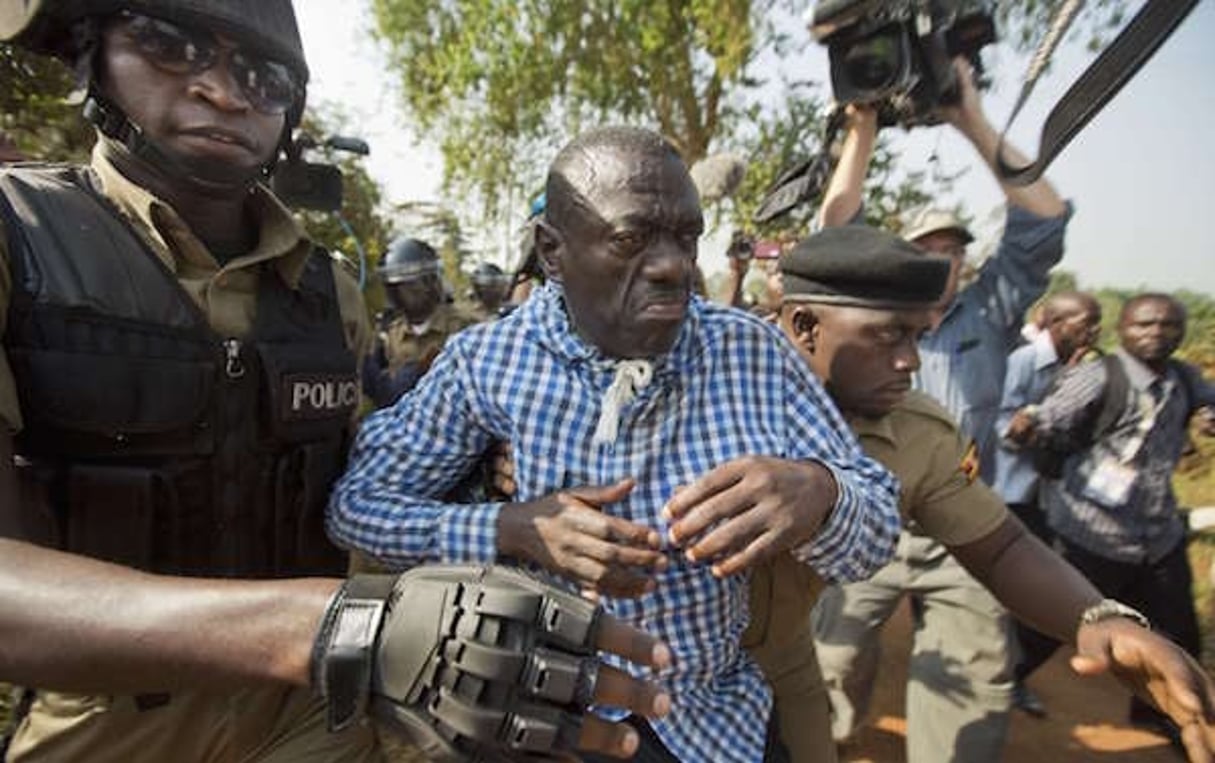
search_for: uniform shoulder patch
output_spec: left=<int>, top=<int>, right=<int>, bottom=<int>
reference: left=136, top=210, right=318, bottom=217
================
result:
left=959, top=440, right=981, bottom=484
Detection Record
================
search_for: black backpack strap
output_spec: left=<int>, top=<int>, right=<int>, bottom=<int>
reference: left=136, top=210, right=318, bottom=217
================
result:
left=1167, top=359, right=1200, bottom=422
left=1090, top=354, right=1130, bottom=443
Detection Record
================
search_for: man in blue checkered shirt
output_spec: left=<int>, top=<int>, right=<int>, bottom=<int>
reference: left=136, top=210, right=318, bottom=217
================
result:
left=328, top=127, right=900, bottom=763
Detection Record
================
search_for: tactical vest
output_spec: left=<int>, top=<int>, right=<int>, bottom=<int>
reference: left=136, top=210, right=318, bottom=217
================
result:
left=0, top=165, right=357, bottom=577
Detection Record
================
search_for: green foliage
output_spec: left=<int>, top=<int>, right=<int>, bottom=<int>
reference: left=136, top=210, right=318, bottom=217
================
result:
left=0, top=43, right=93, bottom=162
left=372, top=0, right=777, bottom=221
left=716, top=80, right=939, bottom=239
left=370, top=0, right=1127, bottom=229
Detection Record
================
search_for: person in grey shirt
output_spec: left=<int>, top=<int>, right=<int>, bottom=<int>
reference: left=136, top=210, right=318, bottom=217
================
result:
left=812, top=58, right=1071, bottom=761
left=1009, top=293, right=1215, bottom=744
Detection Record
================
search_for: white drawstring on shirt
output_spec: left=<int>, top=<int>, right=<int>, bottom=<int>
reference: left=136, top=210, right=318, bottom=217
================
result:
left=592, top=359, right=654, bottom=445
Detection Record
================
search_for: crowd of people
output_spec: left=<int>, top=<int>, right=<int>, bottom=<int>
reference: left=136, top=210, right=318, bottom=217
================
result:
left=1, top=1, right=1213, bottom=763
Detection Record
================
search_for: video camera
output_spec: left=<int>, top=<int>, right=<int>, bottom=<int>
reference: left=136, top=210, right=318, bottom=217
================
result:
left=810, top=0, right=996, bottom=128
left=271, top=133, right=370, bottom=212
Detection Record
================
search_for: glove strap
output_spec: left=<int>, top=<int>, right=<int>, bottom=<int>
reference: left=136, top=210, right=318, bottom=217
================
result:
left=312, top=574, right=398, bottom=732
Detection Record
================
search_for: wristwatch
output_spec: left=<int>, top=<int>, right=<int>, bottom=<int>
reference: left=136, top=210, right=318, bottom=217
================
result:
left=1079, top=598, right=1151, bottom=631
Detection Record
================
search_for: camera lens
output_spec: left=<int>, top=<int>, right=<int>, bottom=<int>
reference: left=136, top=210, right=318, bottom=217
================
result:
left=842, top=31, right=902, bottom=92
left=840, top=24, right=908, bottom=94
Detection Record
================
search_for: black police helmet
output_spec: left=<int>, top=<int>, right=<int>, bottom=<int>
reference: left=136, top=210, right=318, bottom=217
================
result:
left=2, top=0, right=308, bottom=124
left=380, top=238, right=440, bottom=284
left=471, top=262, right=510, bottom=287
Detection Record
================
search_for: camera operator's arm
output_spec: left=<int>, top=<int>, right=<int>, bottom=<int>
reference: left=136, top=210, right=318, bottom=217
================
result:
left=723, top=252, right=751, bottom=307
left=816, top=104, right=879, bottom=229
left=940, top=60, right=1066, bottom=220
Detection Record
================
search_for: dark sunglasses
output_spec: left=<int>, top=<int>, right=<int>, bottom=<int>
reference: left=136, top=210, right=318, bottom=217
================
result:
left=116, top=12, right=302, bottom=115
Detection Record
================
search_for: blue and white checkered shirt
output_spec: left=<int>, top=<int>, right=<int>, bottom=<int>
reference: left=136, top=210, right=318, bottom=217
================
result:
left=329, top=282, right=900, bottom=762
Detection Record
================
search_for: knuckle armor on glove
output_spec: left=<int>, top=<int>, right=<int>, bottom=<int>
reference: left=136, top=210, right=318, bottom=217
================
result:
left=312, top=565, right=602, bottom=761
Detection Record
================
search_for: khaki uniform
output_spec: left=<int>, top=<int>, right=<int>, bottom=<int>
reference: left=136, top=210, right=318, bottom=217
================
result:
left=745, top=392, right=1008, bottom=763
left=1, top=146, right=380, bottom=763
left=380, top=301, right=476, bottom=378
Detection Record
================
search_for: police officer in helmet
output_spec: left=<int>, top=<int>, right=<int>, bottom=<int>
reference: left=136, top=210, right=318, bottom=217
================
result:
left=364, top=236, right=475, bottom=408
left=380, top=237, right=444, bottom=324
left=0, top=1, right=379, bottom=759
left=469, top=261, right=512, bottom=320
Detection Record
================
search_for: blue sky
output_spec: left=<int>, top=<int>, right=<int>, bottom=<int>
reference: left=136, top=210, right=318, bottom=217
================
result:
left=296, top=0, right=1214, bottom=295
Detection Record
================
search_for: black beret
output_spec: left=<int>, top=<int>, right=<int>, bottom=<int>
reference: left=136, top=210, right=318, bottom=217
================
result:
left=780, top=225, right=950, bottom=308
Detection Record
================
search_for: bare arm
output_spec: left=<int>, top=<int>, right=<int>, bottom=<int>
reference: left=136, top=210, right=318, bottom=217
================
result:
left=0, top=538, right=332, bottom=692
left=816, top=105, right=879, bottom=229
left=951, top=516, right=1215, bottom=759
left=940, top=61, right=1066, bottom=220
left=950, top=515, right=1098, bottom=641
left=722, top=255, right=751, bottom=308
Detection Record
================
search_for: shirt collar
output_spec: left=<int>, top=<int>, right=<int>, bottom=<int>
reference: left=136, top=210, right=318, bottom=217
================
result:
left=521, top=281, right=703, bottom=379
left=1115, top=346, right=1175, bottom=390
left=1031, top=330, right=1060, bottom=371
left=90, top=140, right=313, bottom=286
left=847, top=409, right=896, bottom=445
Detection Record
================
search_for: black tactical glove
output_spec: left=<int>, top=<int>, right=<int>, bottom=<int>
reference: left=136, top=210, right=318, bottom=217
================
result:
left=312, top=565, right=604, bottom=761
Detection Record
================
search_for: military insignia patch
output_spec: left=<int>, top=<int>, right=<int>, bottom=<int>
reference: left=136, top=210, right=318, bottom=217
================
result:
left=959, top=441, right=981, bottom=484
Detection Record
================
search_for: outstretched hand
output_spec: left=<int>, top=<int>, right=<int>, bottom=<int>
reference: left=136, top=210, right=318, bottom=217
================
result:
left=1074, top=618, right=1215, bottom=761
left=663, top=457, right=837, bottom=578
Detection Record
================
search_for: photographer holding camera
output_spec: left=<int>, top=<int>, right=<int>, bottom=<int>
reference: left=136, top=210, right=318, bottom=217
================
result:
left=811, top=59, right=1071, bottom=762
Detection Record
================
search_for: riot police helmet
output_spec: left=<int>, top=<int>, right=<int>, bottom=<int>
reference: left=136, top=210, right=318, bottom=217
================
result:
left=379, top=237, right=441, bottom=284
left=380, top=237, right=444, bottom=322
left=470, top=262, right=511, bottom=313
left=1, top=0, right=309, bottom=192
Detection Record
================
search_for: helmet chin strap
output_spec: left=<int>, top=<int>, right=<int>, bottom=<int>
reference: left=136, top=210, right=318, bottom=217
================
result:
left=83, top=88, right=273, bottom=199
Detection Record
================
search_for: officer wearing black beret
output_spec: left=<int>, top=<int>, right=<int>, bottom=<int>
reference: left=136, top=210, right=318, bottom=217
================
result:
left=778, top=225, right=949, bottom=309
left=743, top=223, right=1215, bottom=763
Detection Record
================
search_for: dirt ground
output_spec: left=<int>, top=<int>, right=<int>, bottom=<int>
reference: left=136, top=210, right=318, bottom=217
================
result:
left=841, top=600, right=1187, bottom=762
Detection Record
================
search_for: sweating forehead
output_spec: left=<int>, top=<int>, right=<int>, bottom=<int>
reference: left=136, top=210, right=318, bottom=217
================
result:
left=547, top=137, right=699, bottom=228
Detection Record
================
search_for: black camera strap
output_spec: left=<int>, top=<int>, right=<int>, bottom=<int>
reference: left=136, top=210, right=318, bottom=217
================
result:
left=752, top=108, right=846, bottom=224
left=996, top=0, right=1199, bottom=186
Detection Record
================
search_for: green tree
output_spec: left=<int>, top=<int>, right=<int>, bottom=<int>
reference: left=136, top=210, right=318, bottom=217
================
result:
left=717, top=80, right=937, bottom=239
left=0, top=44, right=93, bottom=161
left=371, top=0, right=1132, bottom=224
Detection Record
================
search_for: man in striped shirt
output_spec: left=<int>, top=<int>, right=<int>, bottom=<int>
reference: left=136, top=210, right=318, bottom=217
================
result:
left=329, top=126, right=900, bottom=762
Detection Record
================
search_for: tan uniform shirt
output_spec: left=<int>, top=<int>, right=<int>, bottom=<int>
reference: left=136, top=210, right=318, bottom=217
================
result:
left=0, top=143, right=372, bottom=434
left=745, top=391, right=1009, bottom=762
left=380, top=300, right=477, bottom=376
